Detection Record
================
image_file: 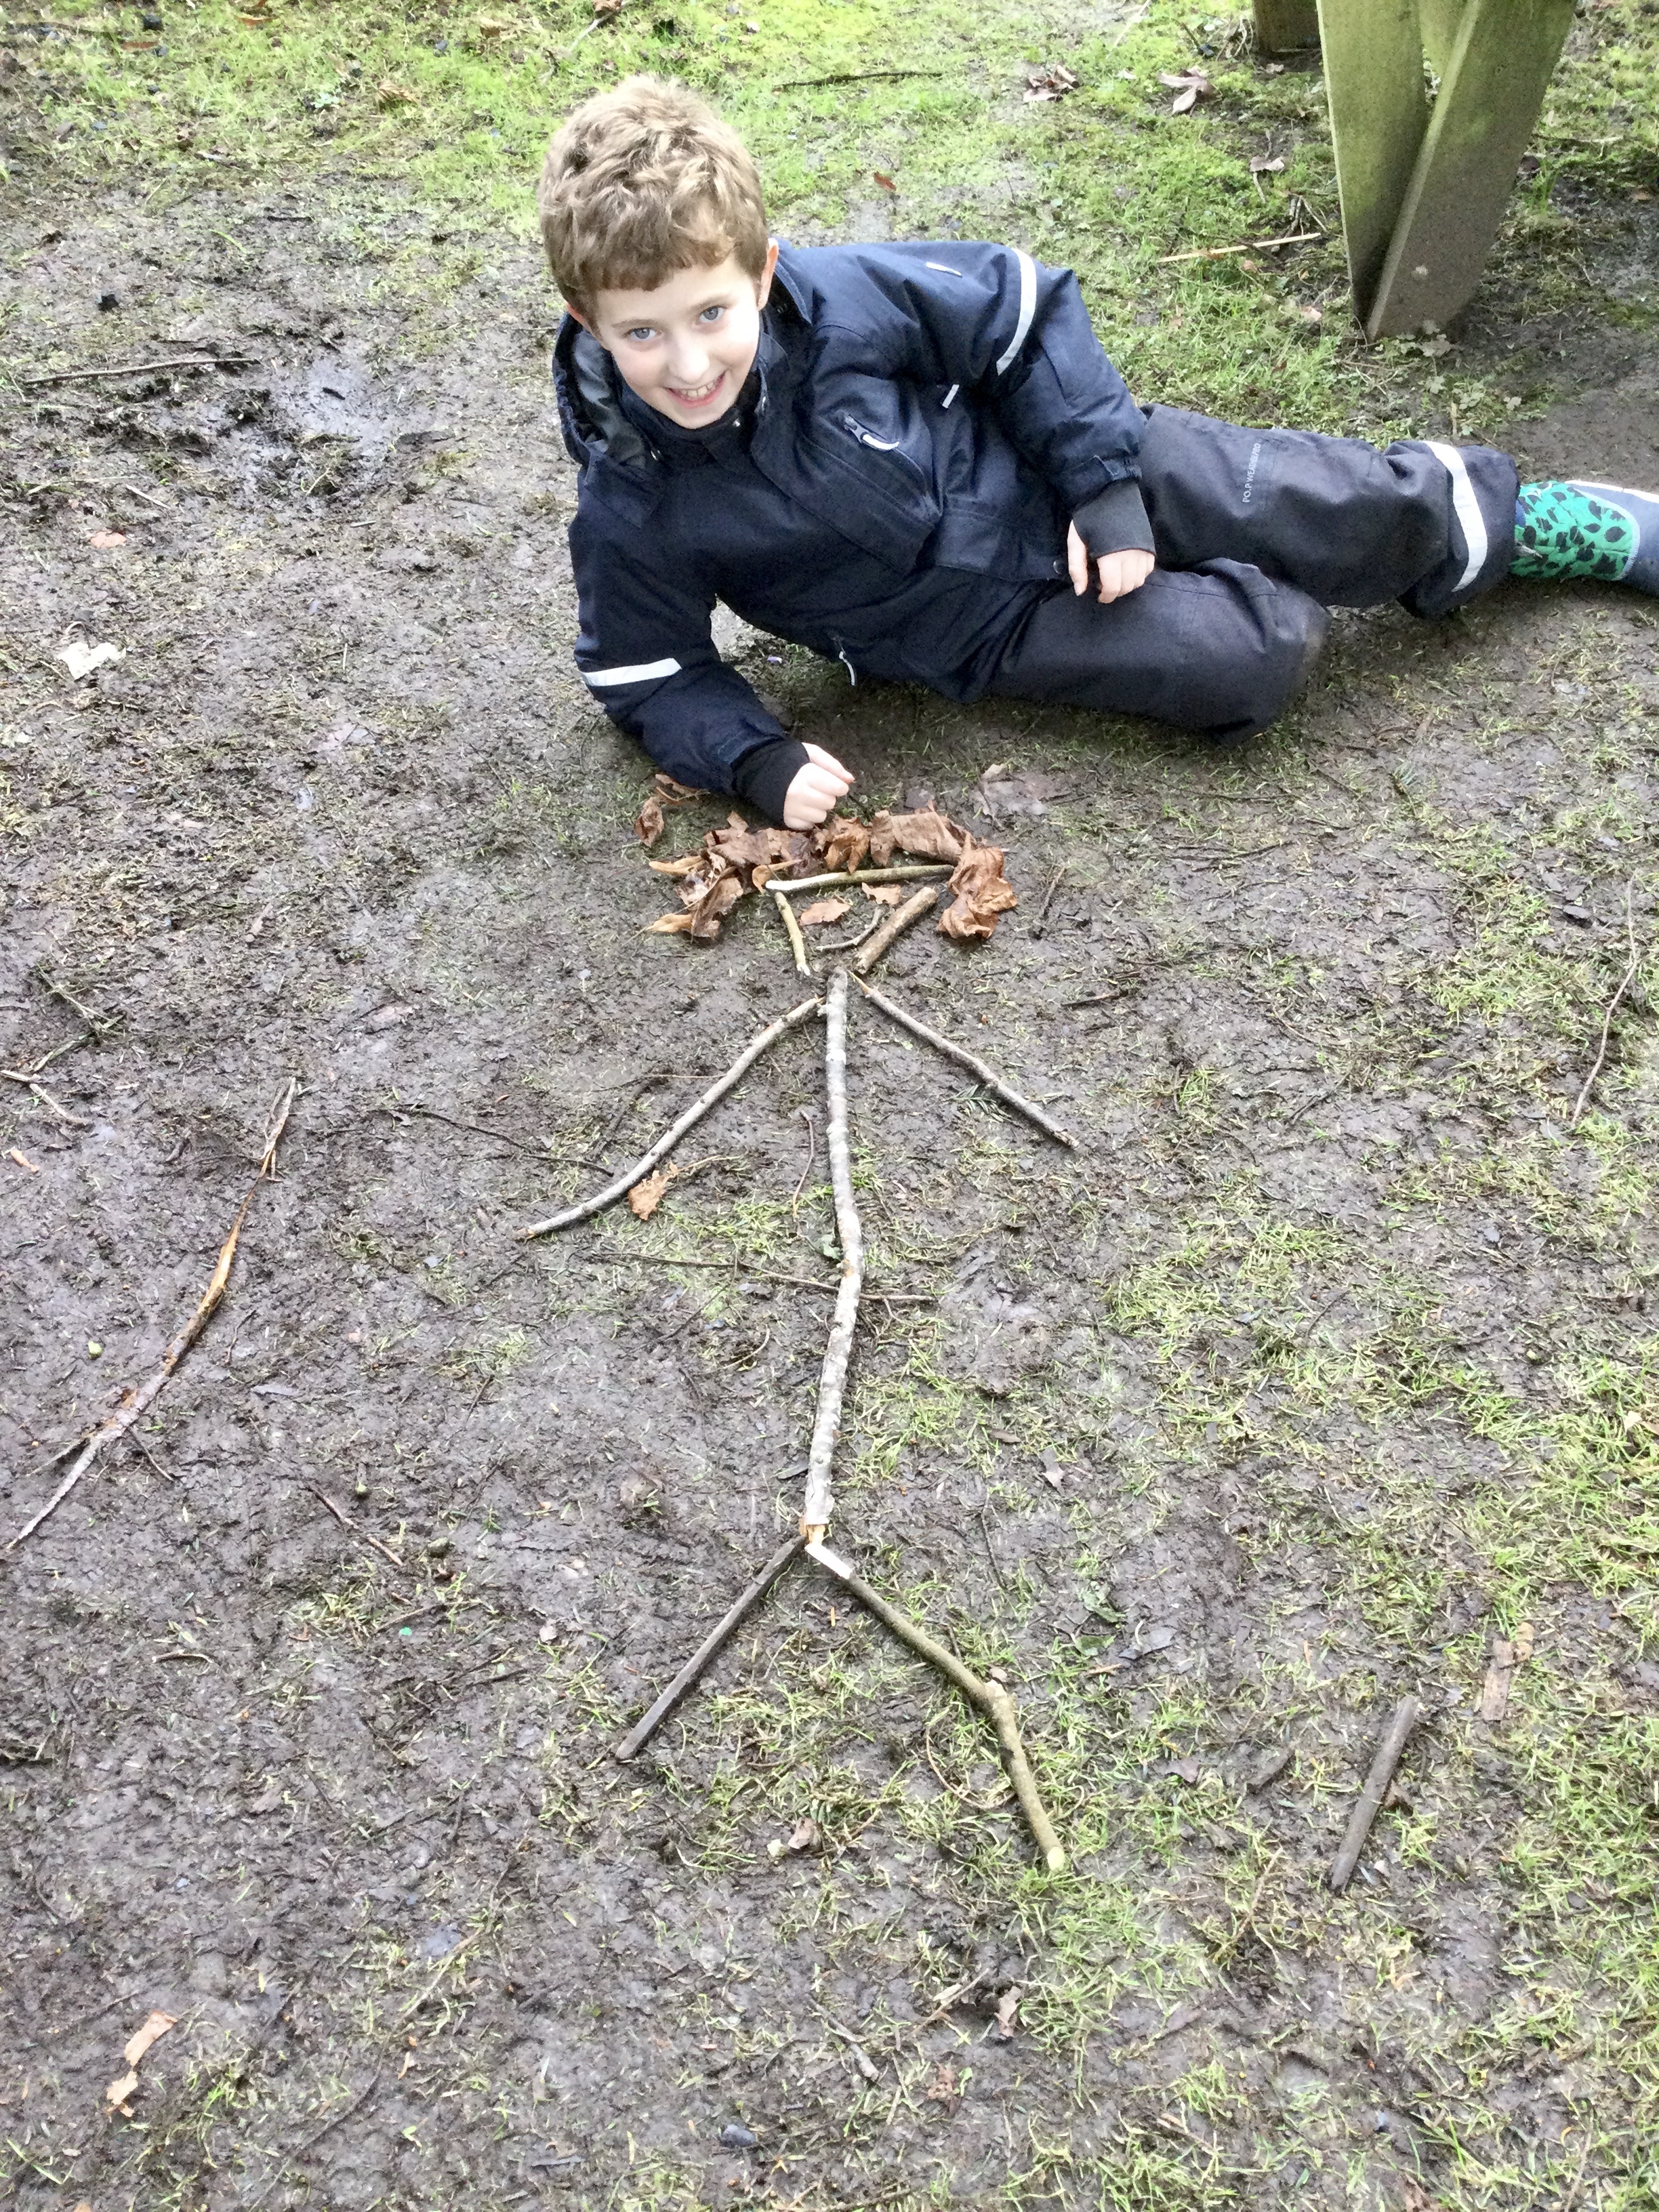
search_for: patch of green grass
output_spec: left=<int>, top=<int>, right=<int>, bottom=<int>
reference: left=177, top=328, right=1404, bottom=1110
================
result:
left=15, top=1, right=1659, bottom=429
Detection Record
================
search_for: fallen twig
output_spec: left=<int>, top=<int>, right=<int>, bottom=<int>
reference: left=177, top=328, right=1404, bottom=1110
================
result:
left=773, top=887, right=812, bottom=977
left=518, top=995, right=820, bottom=1237
left=791, top=1103, right=817, bottom=1214
left=1029, top=863, right=1067, bottom=939
left=851, top=884, right=939, bottom=975
left=857, top=979, right=1077, bottom=1145
left=806, top=1540, right=1066, bottom=1870
left=43, top=975, right=113, bottom=1035
left=1570, top=881, right=1641, bottom=1131
left=775, top=66, right=944, bottom=87
left=306, top=1484, right=411, bottom=1582
left=811, top=914, right=887, bottom=958
left=615, top=1536, right=804, bottom=1761
left=0, top=1071, right=87, bottom=1126
left=1157, top=226, right=1326, bottom=264
left=17, top=354, right=257, bottom=388
left=802, top=972, right=864, bottom=1538
left=773, top=864, right=952, bottom=897
left=3, top=1076, right=299, bottom=1553
left=1328, top=1694, right=1420, bottom=1893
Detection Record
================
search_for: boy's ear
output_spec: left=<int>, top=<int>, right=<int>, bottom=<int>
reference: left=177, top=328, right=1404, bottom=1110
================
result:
left=756, top=240, right=780, bottom=310
left=563, top=300, right=594, bottom=335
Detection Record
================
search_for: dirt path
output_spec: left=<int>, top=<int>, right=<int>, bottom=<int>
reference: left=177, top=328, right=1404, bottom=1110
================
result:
left=3, top=60, right=1658, bottom=2212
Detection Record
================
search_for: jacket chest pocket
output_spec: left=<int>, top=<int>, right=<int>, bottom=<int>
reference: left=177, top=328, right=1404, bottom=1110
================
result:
left=840, top=413, right=930, bottom=488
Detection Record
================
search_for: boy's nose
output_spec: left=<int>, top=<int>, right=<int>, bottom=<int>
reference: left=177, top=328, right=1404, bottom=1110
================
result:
left=665, top=335, right=712, bottom=386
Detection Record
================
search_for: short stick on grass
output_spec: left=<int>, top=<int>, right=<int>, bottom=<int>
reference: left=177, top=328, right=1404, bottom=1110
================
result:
left=1328, top=1694, right=1420, bottom=1893
left=773, top=864, right=952, bottom=897
left=773, top=888, right=812, bottom=977
left=1570, top=880, right=1641, bottom=1131
left=851, top=885, right=939, bottom=976
left=801, top=970, right=863, bottom=1538
left=857, top=979, right=1078, bottom=1145
left=614, top=1536, right=804, bottom=1761
left=3, top=1076, right=300, bottom=1553
left=806, top=1540, right=1067, bottom=1872
left=518, top=994, right=820, bottom=1238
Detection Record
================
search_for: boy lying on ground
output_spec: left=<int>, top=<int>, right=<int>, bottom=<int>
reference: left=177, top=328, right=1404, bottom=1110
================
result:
left=539, top=77, right=1659, bottom=832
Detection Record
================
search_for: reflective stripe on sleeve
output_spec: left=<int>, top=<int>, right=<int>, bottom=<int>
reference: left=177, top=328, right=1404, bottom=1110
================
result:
left=1425, top=440, right=1488, bottom=594
left=993, top=250, right=1038, bottom=377
left=581, top=657, right=683, bottom=688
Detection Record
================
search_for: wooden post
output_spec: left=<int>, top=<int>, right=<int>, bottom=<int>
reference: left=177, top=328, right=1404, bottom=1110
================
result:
left=1316, top=0, right=1430, bottom=325
left=1415, top=0, right=1467, bottom=75
left=1366, top=0, right=1574, bottom=337
left=1254, top=0, right=1319, bottom=54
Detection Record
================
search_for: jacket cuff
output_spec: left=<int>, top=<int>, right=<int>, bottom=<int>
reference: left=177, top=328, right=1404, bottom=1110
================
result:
left=731, top=737, right=810, bottom=825
left=1072, top=478, right=1154, bottom=558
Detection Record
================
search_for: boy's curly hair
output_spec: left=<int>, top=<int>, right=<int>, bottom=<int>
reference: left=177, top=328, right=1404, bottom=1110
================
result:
left=538, top=76, right=769, bottom=312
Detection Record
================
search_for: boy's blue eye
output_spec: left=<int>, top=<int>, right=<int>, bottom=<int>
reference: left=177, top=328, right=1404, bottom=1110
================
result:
left=698, top=305, right=724, bottom=324
left=625, top=327, right=655, bottom=343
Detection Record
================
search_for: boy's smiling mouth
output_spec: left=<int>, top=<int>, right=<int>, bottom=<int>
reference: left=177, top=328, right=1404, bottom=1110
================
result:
left=666, top=373, right=726, bottom=409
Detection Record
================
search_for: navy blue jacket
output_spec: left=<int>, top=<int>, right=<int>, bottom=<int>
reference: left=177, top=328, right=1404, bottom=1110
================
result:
left=556, top=240, right=1145, bottom=796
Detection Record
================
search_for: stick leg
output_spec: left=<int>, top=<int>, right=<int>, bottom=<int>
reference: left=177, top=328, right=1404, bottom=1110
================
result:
left=807, top=1540, right=1067, bottom=1872
left=614, top=1538, right=803, bottom=1761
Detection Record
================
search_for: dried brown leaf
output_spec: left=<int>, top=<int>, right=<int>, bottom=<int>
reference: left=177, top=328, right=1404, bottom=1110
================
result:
left=1024, top=62, right=1079, bottom=100
left=819, top=815, right=872, bottom=874
left=938, top=837, right=1019, bottom=941
left=106, top=2009, right=177, bottom=2108
left=863, top=884, right=904, bottom=906
left=643, top=912, right=697, bottom=935
left=786, top=1816, right=820, bottom=1852
left=867, top=804, right=964, bottom=867
left=647, top=853, right=703, bottom=876
left=687, top=868, right=746, bottom=941
left=376, top=79, right=419, bottom=105
left=628, top=1164, right=678, bottom=1219
left=633, top=795, right=666, bottom=847
left=993, top=1988, right=1020, bottom=2041
left=654, top=771, right=705, bottom=804
left=798, top=897, right=851, bottom=927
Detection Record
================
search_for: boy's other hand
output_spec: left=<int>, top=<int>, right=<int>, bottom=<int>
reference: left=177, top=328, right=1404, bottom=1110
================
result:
left=1067, top=523, right=1155, bottom=605
left=783, top=743, right=854, bottom=830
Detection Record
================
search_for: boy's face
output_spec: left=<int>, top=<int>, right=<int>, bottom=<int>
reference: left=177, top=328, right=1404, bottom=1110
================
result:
left=574, top=243, right=778, bottom=429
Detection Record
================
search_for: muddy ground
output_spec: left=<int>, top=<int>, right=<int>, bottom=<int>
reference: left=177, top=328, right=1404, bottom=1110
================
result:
left=3, top=64, right=1659, bottom=2212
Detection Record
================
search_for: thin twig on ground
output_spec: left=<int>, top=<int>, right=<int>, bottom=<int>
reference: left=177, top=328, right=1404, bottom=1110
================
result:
left=791, top=1104, right=818, bottom=1215
left=306, top=1484, right=412, bottom=1582
left=1570, top=882, right=1641, bottom=1130
left=0, top=1072, right=88, bottom=1125
left=518, top=995, right=820, bottom=1237
left=1157, top=227, right=1324, bottom=264
left=1328, top=1695, right=1421, bottom=1893
left=596, top=1069, right=670, bottom=1154
left=775, top=66, right=944, bottom=87
left=614, top=1536, right=804, bottom=1761
left=806, top=1540, right=1067, bottom=1871
left=1029, top=863, right=1067, bottom=938
left=851, top=885, right=939, bottom=976
left=811, top=914, right=887, bottom=957
left=802, top=972, right=863, bottom=1538
left=43, top=975, right=112, bottom=1036
left=772, top=864, right=952, bottom=897
left=18, top=354, right=257, bottom=388
left=3, top=1076, right=300, bottom=1553
left=773, top=887, right=812, bottom=976
left=857, top=979, right=1078, bottom=1145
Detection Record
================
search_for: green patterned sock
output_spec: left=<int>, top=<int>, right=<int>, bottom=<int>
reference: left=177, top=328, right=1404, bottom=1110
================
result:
left=1513, top=481, right=1637, bottom=582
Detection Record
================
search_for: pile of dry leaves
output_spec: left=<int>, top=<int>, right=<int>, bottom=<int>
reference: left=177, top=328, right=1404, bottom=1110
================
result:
left=633, top=775, right=1017, bottom=946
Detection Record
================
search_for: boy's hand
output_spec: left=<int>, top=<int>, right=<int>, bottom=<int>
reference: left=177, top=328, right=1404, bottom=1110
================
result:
left=1067, top=523, right=1155, bottom=605
left=783, top=743, right=854, bottom=830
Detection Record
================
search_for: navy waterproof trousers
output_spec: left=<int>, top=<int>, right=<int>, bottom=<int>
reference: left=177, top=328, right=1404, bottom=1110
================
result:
left=987, top=405, right=1519, bottom=739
